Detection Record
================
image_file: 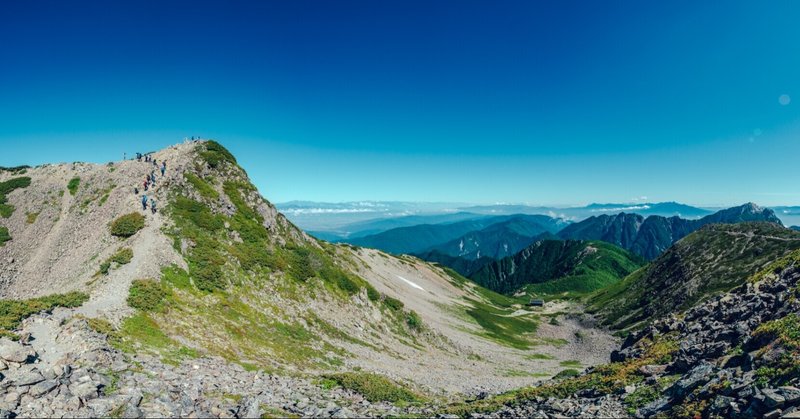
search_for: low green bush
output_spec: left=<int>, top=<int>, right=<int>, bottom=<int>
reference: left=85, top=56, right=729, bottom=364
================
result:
left=366, top=284, right=380, bottom=302
left=98, top=248, right=133, bottom=275
left=127, top=279, right=167, bottom=312
left=322, top=372, right=422, bottom=403
left=184, top=173, right=219, bottom=200
left=200, top=141, right=237, bottom=169
left=553, top=369, right=580, bottom=379
left=0, top=227, right=10, bottom=247
left=110, top=213, right=145, bottom=237
left=67, top=177, right=80, bottom=196
left=383, top=296, right=404, bottom=311
left=406, top=310, right=423, bottom=331
left=0, top=292, right=89, bottom=334
left=0, top=177, right=32, bottom=218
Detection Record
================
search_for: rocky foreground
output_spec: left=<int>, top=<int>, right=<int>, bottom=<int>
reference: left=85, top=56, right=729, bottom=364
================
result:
left=466, top=250, right=800, bottom=418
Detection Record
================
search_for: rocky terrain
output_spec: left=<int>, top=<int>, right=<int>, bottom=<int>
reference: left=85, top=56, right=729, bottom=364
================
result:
left=0, top=140, right=617, bottom=417
left=448, top=247, right=800, bottom=418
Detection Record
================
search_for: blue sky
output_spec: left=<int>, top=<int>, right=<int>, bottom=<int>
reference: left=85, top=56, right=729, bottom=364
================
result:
left=1, top=1, right=799, bottom=206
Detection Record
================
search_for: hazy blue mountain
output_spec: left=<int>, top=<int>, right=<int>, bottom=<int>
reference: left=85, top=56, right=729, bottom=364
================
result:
left=345, top=214, right=565, bottom=256
left=792, top=226, right=800, bottom=231
left=413, top=250, right=496, bottom=277
left=458, top=201, right=712, bottom=220
left=471, top=240, right=644, bottom=296
left=558, top=203, right=783, bottom=260
left=419, top=216, right=566, bottom=260
left=771, top=206, right=800, bottom=227
left=336, top=212, right=486, bottom=239
left=275, top=201, right=468, bottom=232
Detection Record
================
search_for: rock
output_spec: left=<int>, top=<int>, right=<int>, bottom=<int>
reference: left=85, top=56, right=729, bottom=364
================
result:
left=762, top=388, right=786, bottom=408
left=669, top=363, right=714, bottom=398
left=13, top=370, right=44, bottom=386
left=638, top=364, right=667, bottom=376
left=28, top=379, right=58, bottom=397
left=763, top=408, right=782, bottom=419
left=0, top=339, right=32, bottom=364
left=780, top=386, right=800, bottom=403
left=71, top=381, right=99, bottom=400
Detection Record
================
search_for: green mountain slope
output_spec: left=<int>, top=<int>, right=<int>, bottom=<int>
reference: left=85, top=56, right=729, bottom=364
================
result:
left=588, top=222, right=800, bottom=330
left=470, top=240, right=644, bottom=297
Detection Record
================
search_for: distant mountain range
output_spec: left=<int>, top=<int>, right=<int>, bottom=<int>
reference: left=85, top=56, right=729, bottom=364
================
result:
left=792, top=226, right=800, bottom=231
left=557, top=203, right=783, bottom=260
left=279, top=200, right=799, bottom=240
left=417, top=215, right=568, bottom=260
left=470, top=240, right=644, bottom=296
left=587, top=222, right=800, bottom=330
left=346, top=214, right=565, bottom=256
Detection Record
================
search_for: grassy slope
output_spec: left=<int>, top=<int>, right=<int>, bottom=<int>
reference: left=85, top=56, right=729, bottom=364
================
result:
left=587, top=222, right=800, bottom=330
left=471, top=240, right=644, bottom=298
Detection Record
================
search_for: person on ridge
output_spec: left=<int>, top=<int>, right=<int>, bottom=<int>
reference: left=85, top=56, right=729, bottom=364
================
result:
left=141, top=194, right=148, bottom=211
left=150, top=198, right=157, bottom=214
left=160, top=162, right=166, bottom=176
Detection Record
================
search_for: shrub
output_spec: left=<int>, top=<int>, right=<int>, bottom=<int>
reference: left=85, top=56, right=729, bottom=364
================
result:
left=322, top=372, right=422, bottom=403
left=98, top=248, right=133, bottom=275
left=0, top=227, right=9, bottom=247
left=366, top=284, right=380, bottom=302
left=67, top=177, right=80, bottom=195
left=200, top=141, right=237, bottom=169
left=127, top=279, right=167, bottom=312
left=110, top=213, right=145, bottom=237
left=0, top=177, right=31, bottom=218
left=320, top=266, right=360, bottom=295
left=383, top=296, right=404, bottom=311
left=0, top=292, right=88, bottom=333
left=554, top=369, right=580, bottom=379
left=289, top=248, right=315, bottom=281
left=406, top=310, right=422, bottom=331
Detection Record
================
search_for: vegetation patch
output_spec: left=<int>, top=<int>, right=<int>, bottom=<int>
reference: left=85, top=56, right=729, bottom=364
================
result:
left=98, top=247, right=133, bottom=275
left=67, top=177, right=81, bottom=196
left=442, top=334, right=678, bottom=416
left=0, top=176, right=32, bottom=218
left=127, top=279, right=168, bottom=312
left=110, top=212, right=145, bottom=237
left=25, top=211, right=38, bottom=224
left=0, top=292, right=88, bottom=338
left=199, top=140, right=237, bottom=169
left=322, top=372, right=424, bottom=403
left=464, top=297, right=538, bottom=350
left=184, top=172, right=219, bottom=200
left=0, top=227, right=10, bottom=247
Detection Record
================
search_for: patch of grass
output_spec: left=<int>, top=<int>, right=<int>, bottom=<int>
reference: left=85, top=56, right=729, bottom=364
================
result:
left=115, top=312, right=198, bottom=365
left=0, top=176, right=32, bottom=218
left=322, top=372, right=424, bottom=403
left=0, top=292, right=89, bottom=335
left=99, top=247, right=133, bottom=275
left=127, top=279, right=168, bottom=312
left=560, top=360, right=582, bottom=368
left=623, top=385, right=660, bottom=414
left=161, top=265, right=192, bottom=290
left=199, top=140, right=237, bottom=169
left=184, top=172, right=219, bottom=200
left=553, top=368, right=580, bottom=379
left=464, top=297, right=538, bottom=350
left=109, top=213, right=145, bottom=238
left=0, top=227, right=10, bottom=247
left=25, top=212, right=38, bottom=224
left=67, top=177, right=81, bottom=195
left=525, top=353, right=556, bottom=360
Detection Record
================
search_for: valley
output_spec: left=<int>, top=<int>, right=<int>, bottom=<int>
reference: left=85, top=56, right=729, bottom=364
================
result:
left=0, top=140, right=798, bottom=418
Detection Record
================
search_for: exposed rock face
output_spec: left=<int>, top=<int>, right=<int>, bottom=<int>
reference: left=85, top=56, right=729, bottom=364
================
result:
left=558, top=203, right=784, bottom=260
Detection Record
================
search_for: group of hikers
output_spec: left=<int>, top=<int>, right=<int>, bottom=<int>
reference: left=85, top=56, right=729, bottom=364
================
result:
left=132, top=152, right=167, bottom=215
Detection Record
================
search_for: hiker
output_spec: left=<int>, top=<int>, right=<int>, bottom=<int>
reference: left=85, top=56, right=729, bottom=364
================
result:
left=150, top=198, right=157, bottom=214
left=134, top=186, right=139, bottom=195
left=136, top=152, right=141, bottom=161
left=141, top=194, right=148, bottom=210
left=160, top=162, right=166, bottom=176
left=143, top=180, right=148, bottom=192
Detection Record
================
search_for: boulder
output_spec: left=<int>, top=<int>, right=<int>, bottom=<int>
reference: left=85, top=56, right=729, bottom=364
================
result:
left=0, top=339, right=32, bottom=364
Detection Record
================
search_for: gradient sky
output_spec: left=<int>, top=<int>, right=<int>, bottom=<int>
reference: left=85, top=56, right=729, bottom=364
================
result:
left=1, top=1, right=799, bottom=206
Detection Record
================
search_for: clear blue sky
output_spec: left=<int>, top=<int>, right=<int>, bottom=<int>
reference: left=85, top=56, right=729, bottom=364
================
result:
left=1, top=1, right=799, bottom=206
